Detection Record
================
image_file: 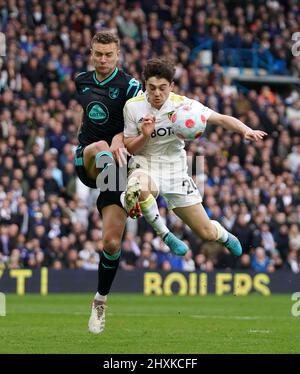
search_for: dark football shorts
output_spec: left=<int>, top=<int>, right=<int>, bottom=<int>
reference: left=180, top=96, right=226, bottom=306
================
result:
left=74, top=145, right=125, bottom=214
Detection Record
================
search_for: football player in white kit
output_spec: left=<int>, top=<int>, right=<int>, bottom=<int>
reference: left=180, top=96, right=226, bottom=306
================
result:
left=122, top=58, right=267, bottom=257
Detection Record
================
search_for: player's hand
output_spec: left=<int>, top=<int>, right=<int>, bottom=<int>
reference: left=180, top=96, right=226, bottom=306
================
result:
left=141, top=115, right=156, bottom=137
left=110, top=137, right=129, bottom=167
left=243, top=129, right=267, bottom=141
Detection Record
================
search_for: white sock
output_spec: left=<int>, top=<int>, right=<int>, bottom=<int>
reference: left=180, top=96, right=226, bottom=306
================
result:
left=140, top=194, right=169, bottom=238
left=211, top=220, right=229, bottom=243
left=94, top=292, right=107, bottom=302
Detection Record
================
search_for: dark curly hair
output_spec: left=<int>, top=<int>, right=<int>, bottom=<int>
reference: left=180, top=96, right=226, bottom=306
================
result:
left=143, top=58, right=175, bottom=83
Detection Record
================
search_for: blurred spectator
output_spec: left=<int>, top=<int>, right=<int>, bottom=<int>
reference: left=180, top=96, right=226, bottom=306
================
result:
left=136, top=242, right=157, bottom=270
left=260, top=223, right=276, bottom=255
left=182, top=248, right=196, bottom=272
left=78, top=241, right=99, bottom=270
left=216, top=247, right=236, bottom=270
left=238, top=254, right=251, bottom=270
left=120, top=233, right=140, bottom=270
left=289, top=224, right=300, bottom=251
left=285, top=249, right=300, bottom=274
left=7, top=248, right=22, bottom=269
left=251, top=247, right=274, bottom=273
left=232, top=215, right=253, bottom=254
left=274, top=224, right=290, bottom=262
left=287, top=145, right=300, bottom=174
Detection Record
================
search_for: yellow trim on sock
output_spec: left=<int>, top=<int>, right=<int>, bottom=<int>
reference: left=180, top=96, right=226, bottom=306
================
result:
left=140, top=194, right=155, bottom=210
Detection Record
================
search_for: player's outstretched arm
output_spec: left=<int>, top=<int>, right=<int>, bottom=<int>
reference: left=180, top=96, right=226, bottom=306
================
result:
left=207, top=112, right=267, bottom=141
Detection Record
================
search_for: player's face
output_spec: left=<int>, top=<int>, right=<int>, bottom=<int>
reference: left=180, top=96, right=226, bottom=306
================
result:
left=91, top=42, right=119, bottom=78
left=146, top=77, right=174, bottom=109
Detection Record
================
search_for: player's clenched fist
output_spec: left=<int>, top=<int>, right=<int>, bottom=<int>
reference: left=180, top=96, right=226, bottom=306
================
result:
left=141, top=115, right=156, bottom=137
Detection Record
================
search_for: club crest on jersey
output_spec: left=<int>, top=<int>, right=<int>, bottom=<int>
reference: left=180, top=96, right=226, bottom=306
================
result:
left=109, top=87, right=120, bottom=99
left=167, top=111, right=175, bottom=121
left=87, top=101, right=109, bottom=124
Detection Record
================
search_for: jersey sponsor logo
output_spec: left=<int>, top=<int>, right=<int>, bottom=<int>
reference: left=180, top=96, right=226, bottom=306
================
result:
left=87, top=101, right=109, bottom=124
left=109, top=87, right=120, bottom=99
left=151, top=126, right=174, bottom=138
left=136, top=118, right=144, bottom=135
left=167, top=111, right=175, bottom=121
left=82, top=87, right=90, bottom=93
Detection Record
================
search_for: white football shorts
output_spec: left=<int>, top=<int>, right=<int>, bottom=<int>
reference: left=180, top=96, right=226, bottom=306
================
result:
left=128, top=155, right=202, bottom=210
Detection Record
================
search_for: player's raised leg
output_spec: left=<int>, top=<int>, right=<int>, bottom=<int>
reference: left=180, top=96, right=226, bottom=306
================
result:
left=124, top=172, right=188, bottom=256
left=88, top=204, right=127, bottom=334
left=83, top=140, right=114, bottom=180
left=173, top=203, right=242, bottom=256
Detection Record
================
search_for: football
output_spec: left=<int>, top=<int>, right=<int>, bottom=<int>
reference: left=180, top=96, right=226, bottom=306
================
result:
left=171, top=103, right=207, bottom=140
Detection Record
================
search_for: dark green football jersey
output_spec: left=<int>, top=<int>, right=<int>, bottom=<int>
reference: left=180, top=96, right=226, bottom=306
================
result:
left=75, top=68, right=142, bottom=146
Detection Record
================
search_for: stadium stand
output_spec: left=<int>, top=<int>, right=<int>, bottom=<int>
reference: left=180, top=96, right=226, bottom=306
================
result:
left=0, top=0, right=299, bottom=273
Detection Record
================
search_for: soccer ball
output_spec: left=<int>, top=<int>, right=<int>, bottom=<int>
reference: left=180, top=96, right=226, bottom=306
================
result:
left=171, top=103, right=207, bottom=140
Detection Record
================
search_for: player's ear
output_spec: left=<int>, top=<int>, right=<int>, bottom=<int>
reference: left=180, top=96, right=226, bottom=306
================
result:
left=170, top=82, right=175, bottom=90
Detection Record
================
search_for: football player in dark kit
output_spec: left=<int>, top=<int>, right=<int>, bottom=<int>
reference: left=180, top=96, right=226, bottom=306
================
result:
left=74, top=31, right=142, bottom=334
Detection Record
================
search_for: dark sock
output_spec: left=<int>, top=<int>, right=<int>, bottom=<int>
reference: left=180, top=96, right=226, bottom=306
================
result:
left=97, top=249, right=121, bottom=296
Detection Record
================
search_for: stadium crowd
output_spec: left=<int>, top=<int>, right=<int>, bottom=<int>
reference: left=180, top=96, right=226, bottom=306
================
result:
left=0, top=0, right=300, bottom=273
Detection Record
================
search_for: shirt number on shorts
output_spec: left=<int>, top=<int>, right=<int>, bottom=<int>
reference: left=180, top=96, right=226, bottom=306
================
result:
left=183, top=178, right=197, bottom=194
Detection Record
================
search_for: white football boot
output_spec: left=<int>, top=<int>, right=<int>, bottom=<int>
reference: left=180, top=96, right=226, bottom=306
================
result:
left=124, top=176, right=142, bottom=219
left=88, top=300, right=106, bottom=334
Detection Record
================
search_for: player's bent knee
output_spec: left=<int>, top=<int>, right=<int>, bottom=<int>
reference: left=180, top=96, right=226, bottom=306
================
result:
left=139, top=191, right=149, bottom=201
left=102, top=237, right=122, bottom=253
left=84, top=141, right=110, bottom=163
left=139, top=179, right=151, bottom=200
left=141, top=178, right=157, bottom=199
left=93, top=140, right=110, bottom=153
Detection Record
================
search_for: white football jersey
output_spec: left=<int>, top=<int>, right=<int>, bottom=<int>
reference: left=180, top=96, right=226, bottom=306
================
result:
left=123, top=92, right=213, bottom=162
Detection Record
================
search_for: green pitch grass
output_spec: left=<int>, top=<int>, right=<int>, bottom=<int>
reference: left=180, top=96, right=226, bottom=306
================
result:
left=0, top=294, right=299, bottom=354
